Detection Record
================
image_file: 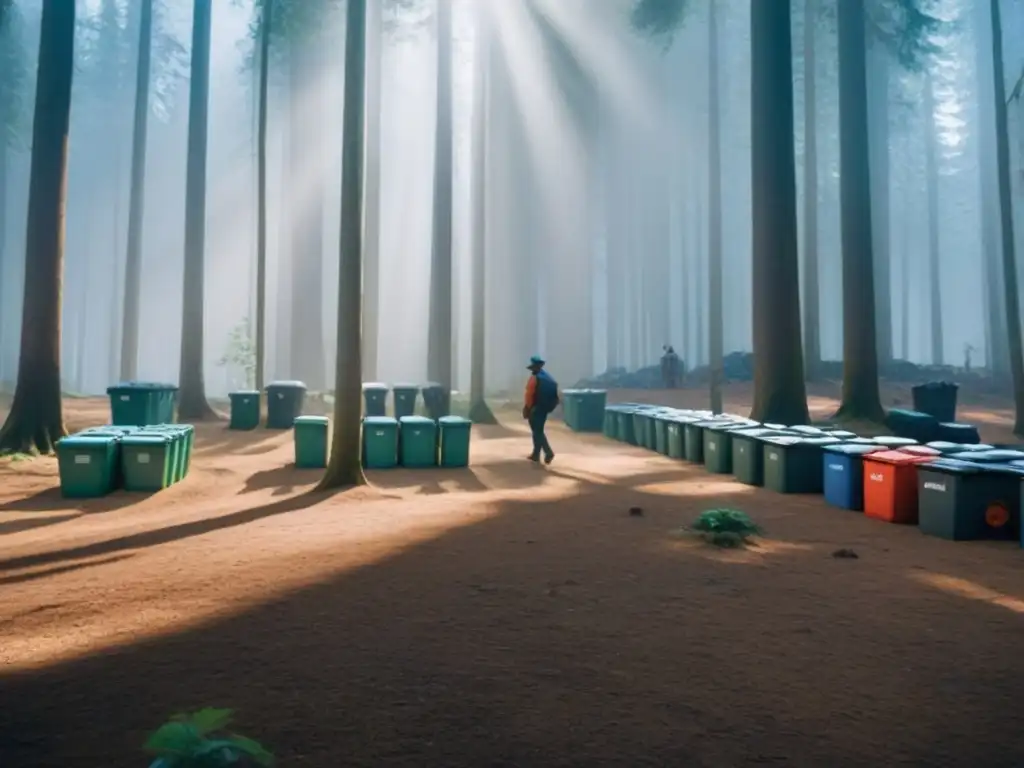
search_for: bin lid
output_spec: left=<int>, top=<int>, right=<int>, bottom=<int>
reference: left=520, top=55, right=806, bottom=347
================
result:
left=392, top=383, right=420, bottom=391
left=763, top=423, right=787, bottom=430
left=946, top=449, right=1024, bottom=463
left=871, top=436, right=919, bottom=447
left=863, top=450, right=932, bottom=465
left=901, top=445, right=942, bottom=457
left=979, top=462, right=1024, bottom=477
left=399, top=416, right=436, bottom=426
left=294, top=415, right=329, bottom=426
left=439, top=415, right=472, bottom=426
left=788, top=425, right=825, bottom=435
left=920, top=458, right=985, bottom=475
left=925, top=441, right=963, bottom=452
left=762, top=436, right=804, bottom=447
left=824, top=443, right=884, bottom=456
left=797, top=436, right=842, bottom=446
left=887, top=408, right=937, bottom=421
left=845, top=437, right=877, bottom=444
left=107, top=381, right=179, bottom=393
left=229, top=390, right=260, bottom=397
left=826, top=430, right=858, bottom=439
left=732, top=427, right=791, bottom=439
left=266, top=380, right=307, bottom=390
left=361, top=382, right=390, bottom=392
left=363, top=416, right=398, bottom=427
left=953, top=443, right=993, bottom=451
left=58, top=434, right=119, bottom=448
left=121, top=434, right=171, bottom=445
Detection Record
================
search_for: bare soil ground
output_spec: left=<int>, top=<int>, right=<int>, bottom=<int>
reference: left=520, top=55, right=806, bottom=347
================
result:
left=1, top=383, right=1023, bottom=767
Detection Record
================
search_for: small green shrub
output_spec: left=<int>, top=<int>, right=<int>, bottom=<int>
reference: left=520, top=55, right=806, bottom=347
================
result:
left=690, top=508, right=760, bottom=548
left=145, top=708, right=273, bottom=768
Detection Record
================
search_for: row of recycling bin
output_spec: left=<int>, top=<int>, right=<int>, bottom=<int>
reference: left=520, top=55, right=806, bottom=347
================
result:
left=605, top=403, right=1024, bottom=545
left=229, top=382, right=453, bottom=431
left=56, top=424, right=195, bottom=498
left=560, top=389, right=608, bottom=432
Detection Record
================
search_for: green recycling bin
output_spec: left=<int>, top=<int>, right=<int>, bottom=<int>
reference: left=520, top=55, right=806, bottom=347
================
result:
left=362, top=382, right=389, bottom=418
left=229, top=390, right=261, bottom=430
left=763, top=436, right=841, bottom=494
left=703, top=421, right=748, bottom=474
left=139, top=424, right=193, bottom=481
left=57, top=434, right=121, bottom=498
left=265, top=380, right=307, bottom=429
left=653, top=411, right=674, bottom=455
left=561, top=389, right=583, bottom=430
left=438, top=415, right=473, bottom=467
left=294, top=415, right=329, bottom=469
left=107, top=381, right=178, bottom=426
left=363, top=416, right=399, bottom=469
left=616, top=406, right=638, bottom=444
left=732, top=428, right=792, bottom=486
left=666, top=418, right=686, bottom=459
left=392, top=384, right=420, bottom=419
left=603, top=406, right=619, bottom=439
left=120, top=433, right=176, bottom=492
left=573, top=390, right=607, bottom=432
left=399, top=416, right=438, bottom=468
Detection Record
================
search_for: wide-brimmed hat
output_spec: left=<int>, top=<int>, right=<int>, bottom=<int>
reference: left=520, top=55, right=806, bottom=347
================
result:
left=527, top=355, right=545, bottom=369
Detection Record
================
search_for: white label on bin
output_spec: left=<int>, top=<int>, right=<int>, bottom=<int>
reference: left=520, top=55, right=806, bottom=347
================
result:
left=924, top=481, right=946, bottom=492
left=277, top=393, right=284, bottom=399
left=737, top=445, right=745, bottom=454
left=375, top=431, right=385, bottom=437
left=869, top=473, right=884, bottom=483
left=829, top=464, right=843, bottom=472
left=768, top=452, right=778, bottom=461
left=74, top=454, right=90, bottom=465
left=137, top=453, right=151, bottom=464
left=120, top=395, right=130, bottom=401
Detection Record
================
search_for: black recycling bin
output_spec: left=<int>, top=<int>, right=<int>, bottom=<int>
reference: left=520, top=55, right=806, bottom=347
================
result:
left=422, top=382, right=450, bottom=420
left=918, top=459, right=1023, bottom=541
left=886, top=408, right=940, bottom=443
left=912, top=381, right=959, bottom=423
left=265, top=380, right=307, bottom=429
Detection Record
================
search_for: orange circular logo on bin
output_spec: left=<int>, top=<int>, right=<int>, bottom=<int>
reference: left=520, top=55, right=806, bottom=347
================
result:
left=985, top=502, right=1010, bottom=529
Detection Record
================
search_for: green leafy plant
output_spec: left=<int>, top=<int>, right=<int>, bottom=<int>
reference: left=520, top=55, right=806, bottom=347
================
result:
left=144, top=708, right=273, bottom=768
left=690, top=508, right=761, bottom=549
left=218, top=320, right=257, bottom=391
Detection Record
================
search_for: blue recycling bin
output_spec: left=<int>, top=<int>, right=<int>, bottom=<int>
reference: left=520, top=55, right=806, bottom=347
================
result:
left=823, top=443, right=885, bottom=511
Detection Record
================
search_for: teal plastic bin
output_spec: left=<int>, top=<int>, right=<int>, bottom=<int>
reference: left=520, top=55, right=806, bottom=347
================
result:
left=577, top=390, right=607, bottom=432
left=438, top=415, right=472, bottom=467
left=399, top=416, right=438, bottom=468
left=363, top=416, right=399, bottom=469
left=421, top=383, right=450, bottom=420
left=616, top=407, right=638, bottom=445
left=294, top=415, right=329, bottom=469
left=120, top=433, right=175, bottom=492
left=107, top=381, right=177, bottom=426
left=139, top=424, right=193, bottom=481
left=392, top=384, right=420, bottom=419
left=265, top=380, right=307, bottom=429
left=229, top=390, right=261, bottom=430
left=56, top=435, right=120, bottom=498
left=561, top=389, right=583, bottom=430
left=362, top=382, right=389, bottom=418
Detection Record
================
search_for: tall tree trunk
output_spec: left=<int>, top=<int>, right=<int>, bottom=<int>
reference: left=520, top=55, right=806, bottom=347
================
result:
left=288, top=37, right=326, bottom=390
left=0, top=98, right=6, bottom=374
left=748, top=0, right=809, bottom=425
left=361, top=0, right=382, bottom=381
left=801, top=0, right=820, bottom=380
left=990, top=0, right=1024, bottom=433
left=695, top=190, right=705, bottom=367
left=0, top=0, right=74, bottom=453
left=254, top=0, right=272, bottom=392
left=427, top=0, right=453, bottom=412
left=834, top=0, right=884, bottom=422
left=177, top=0, right=215, bottom=420
left=707, top=0, right=724, bottom=412
left=869, top=48, right=892, bottom=368
left=924, top=70, right=944, bottom=365
left=119, top=0, right=152, bottom=382
left=320, top=0, right=367, bottom=489
left=900, top=183, right=910, bottom=359
left=468, top=1, right=495, bottom=424
left=976, top=0, right=1008, bottom=376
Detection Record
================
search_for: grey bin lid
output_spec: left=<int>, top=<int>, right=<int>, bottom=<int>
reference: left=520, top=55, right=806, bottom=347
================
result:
left=266, top=380, right=307, bottom=390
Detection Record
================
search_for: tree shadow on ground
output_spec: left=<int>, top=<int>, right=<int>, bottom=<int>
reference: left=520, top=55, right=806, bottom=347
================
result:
left=241, top=465, right=323, bottom=496
left=0, top=553, right=136, bottom=587
left=0, top=490, right=328, bottom=574
left=0, top=512, right=81, bottom=536
left=1, top=473, right=1022, bottom=768
left=191, top=427, right=284, bottom=458
left=0, top=486, right=141, bottom=514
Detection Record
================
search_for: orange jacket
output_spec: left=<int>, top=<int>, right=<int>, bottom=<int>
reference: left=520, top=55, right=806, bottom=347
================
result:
left=524, top=375, right=537, bottom=409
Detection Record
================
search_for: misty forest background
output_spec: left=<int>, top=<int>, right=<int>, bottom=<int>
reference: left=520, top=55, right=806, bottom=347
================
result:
left=0, top=0, right=1023, bottom=456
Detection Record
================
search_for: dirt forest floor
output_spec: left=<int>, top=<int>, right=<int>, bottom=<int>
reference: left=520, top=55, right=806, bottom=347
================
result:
left=1, top=382, right=1023, bottom=767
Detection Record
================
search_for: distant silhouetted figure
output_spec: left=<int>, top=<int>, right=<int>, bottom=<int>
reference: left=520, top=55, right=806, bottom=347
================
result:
left=523, top=355, right=559, bottom=464
left=661, top=345, right=681, bottom=389
left=963, top=343, right=975, bottom=373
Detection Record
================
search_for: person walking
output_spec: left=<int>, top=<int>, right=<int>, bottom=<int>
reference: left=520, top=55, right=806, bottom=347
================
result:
left=523, top=355, right=559, bottom=464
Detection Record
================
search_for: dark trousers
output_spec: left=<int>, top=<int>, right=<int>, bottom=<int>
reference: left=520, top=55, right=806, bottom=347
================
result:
left=529, top=408, right=553, bottom=459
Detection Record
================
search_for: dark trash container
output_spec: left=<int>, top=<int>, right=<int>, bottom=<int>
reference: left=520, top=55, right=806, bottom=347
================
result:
left=265, top=380, right=307, bottom=429
left=886, top=408, right=940, bottom=443
left=362, top=382, right=389, bottom=418
left=937, top=422, right=981, bottom=445
left=732, top=428, right=792, bottom=486
left=421, top=382, right=450, bottom=420
left=763, top=436, right=841, bottom=494
left=912, top=381, right=959, bottom=423
left=616, top=407, right=638, bottom=445
left=917, top=459, right=1023, bottom=541
left=704, top=421, right=747, bottom=474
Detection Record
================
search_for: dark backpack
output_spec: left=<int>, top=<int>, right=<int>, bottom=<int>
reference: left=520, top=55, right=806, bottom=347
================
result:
left=535, top=371, right=560, bottom=413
